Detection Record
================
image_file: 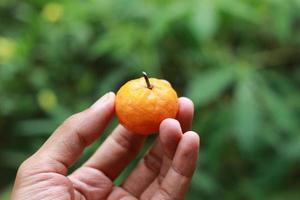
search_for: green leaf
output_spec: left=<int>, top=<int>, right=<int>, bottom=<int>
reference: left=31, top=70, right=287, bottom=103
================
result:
left=218, top=0, right=261, bottom=23
left=233, top=74, right=261, bottom=150
left=149, top=1, right=188, bottom=41
left=187, top=67, right=234, bottom=106
left=260, top=84, right=296, bottom=133
left=268, top=0, right=293, bottom=42
left=282, top=135, right=300, bottom=160
left=190, top=0, right=219, bottom=41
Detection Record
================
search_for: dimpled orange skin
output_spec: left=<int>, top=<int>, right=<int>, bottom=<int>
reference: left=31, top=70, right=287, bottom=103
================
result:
left=115, top=77, right=178, bottom=135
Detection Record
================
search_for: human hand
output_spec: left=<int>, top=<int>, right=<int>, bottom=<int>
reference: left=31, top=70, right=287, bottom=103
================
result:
left=11, top=92, right=200, bottom=200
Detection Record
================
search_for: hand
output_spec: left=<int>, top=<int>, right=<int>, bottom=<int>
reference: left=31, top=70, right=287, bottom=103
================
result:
left=11, top=92, right=200, bottom=200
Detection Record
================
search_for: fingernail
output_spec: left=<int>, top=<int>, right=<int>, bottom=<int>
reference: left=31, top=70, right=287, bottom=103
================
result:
left=91, top=92, right=114, bottom=109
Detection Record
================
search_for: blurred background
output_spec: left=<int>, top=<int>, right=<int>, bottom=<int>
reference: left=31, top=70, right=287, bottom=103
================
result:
left=0, top=0, right=300, bottom=199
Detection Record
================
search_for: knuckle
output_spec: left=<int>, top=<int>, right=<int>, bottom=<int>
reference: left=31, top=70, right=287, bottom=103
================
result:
left=143, top=150, right=162, bottom=174
left=156, top=186, right=182, bottom=200
left=58, top=113, right=81, bottom=134
left=156, top=187, right=173, bottom=200
left=63, top=113, right=81, bottom=128
left=17, top=157, right=34, bottom=178
left=61, top=112, right=89, bottom=147
left=157, top=173, right=165, bottom=184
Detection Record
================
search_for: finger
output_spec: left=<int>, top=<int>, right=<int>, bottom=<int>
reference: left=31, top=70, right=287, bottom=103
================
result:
left=177, top=97, right=194, bottom=132
left=158, top=119, right=183, bottom=182
left=159, top=119, right=183, bottom=158
left=120, top=98, right=194, bottom=196
left=151, top=131, right=200, bottom=200
left=119, top=139, right=163, bottom=198
left=25, top=92, right=115, bottom=174
left=83, top=125, right=146, bottom=180
left=140, top=119, right=182, bottom=199
left=158, top=98, right=194, bottom=181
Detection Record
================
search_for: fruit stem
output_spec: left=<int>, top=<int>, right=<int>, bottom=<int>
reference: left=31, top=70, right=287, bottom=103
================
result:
left=142, top=71, right=153, bottom=89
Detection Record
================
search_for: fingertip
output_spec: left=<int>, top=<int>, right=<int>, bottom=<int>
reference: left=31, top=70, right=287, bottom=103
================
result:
left=160, top=119, right=182, bottom=140
left=160, top=118, right=181, bottom=132
left=177, top=97, right=194, bottom=132
left=91, top=91, right=115, bottom=110
left=183, top=131, right=200, bottom=150
left=179, top=97, right=194, bottom=110
left=108, top=91, right=116, bottom=99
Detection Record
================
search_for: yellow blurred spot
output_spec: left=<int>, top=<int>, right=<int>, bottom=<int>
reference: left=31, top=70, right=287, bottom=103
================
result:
left=37, top=89, right=58, bottom=111
left=41, top=3, right=64, bottom=23
left=0, top=37, right=16, bottom=63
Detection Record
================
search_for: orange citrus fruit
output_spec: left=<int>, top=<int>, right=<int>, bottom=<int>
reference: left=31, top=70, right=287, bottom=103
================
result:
left=115, top=72, right=178, bottom=135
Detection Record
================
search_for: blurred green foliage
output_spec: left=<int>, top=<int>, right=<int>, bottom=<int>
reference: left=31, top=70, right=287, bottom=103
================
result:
left=1, top=0, right=300, bottom=199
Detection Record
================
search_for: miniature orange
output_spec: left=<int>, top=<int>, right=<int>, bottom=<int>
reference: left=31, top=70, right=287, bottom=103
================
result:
left=115, top=72, right=178, bottom=135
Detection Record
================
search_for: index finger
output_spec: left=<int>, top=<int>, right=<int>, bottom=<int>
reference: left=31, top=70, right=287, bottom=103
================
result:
left=24, top=92, right=115, bottom=175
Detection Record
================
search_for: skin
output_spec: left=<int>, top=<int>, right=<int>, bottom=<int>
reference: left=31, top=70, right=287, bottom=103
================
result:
left=11, top=92, right=200, bottom=200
